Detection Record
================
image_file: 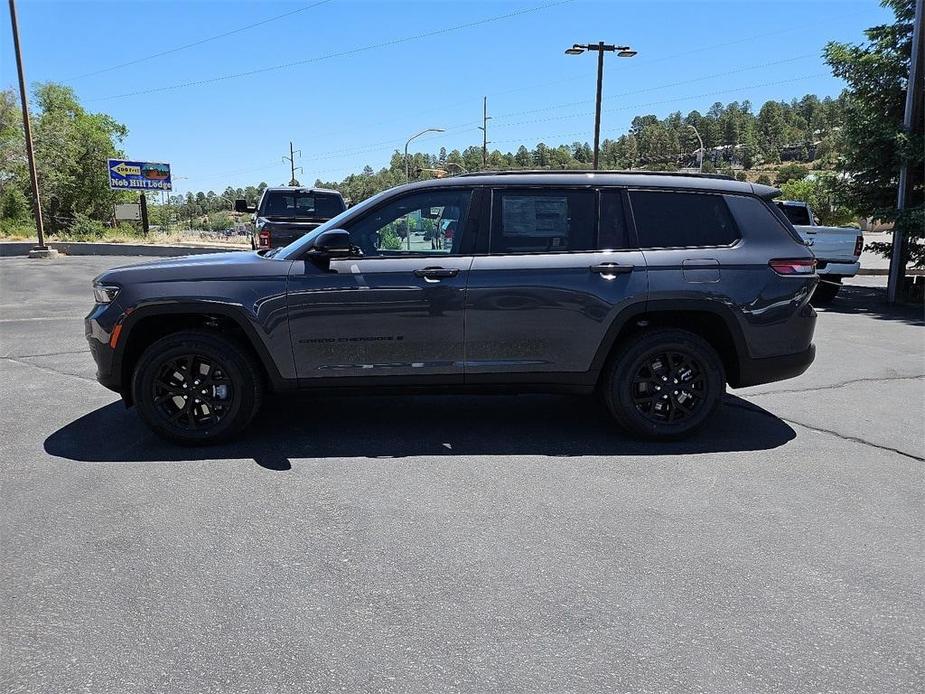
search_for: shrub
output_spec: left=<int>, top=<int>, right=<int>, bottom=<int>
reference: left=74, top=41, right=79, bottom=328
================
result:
left=61, top=213, right=108, bottom=241
left=0, top=188, right=30, bottom=222
left=775, top=163, right=808, bottom=185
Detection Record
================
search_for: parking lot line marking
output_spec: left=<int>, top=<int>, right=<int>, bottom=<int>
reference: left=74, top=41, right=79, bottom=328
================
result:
left=1, top=356, right=98, bottom=384
left=0, top=316, right=81, bottom=322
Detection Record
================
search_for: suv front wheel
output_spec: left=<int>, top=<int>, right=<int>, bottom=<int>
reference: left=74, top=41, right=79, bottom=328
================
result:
left=132, top=331, right=264, bottom=445
left=603, top=329, right=725, bottom=439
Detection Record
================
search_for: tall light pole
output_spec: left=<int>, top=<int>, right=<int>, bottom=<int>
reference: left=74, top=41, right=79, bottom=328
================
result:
left=8, top=0, right=50, bottom=256
left=686, top=123, right=704, bottom=173
left=565, top=42, right=636, bottom=170
left=887, top=0, right=924, bottom=304
left=404, top=128, right=445, bottom=182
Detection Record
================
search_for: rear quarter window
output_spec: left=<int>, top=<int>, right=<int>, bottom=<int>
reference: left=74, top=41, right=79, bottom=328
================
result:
left=629, top=190, right=739, bottom=248
left=727, top=194, right=805, bottom=245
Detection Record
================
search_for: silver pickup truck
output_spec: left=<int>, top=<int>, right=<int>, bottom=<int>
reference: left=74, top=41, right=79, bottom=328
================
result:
left=775, top=200, right=864, bottom=303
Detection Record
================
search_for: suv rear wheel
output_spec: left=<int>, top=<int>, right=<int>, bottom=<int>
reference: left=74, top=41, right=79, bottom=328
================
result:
left=602, top=329, right=724, bottom=439
left=132, top=330, right=263, bottom=445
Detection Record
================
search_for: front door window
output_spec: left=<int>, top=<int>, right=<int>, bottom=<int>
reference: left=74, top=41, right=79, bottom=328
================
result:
left=346, top=189, right=472, bottom=256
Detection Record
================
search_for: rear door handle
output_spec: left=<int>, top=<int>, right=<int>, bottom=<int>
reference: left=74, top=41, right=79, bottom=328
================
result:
left=414, top=267, right=459, bottom=279
left=590, top=263, right=633, bottom=276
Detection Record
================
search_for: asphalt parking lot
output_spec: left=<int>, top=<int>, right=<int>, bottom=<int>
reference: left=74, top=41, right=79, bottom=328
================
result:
left=1, top=254, right=923, bottom=693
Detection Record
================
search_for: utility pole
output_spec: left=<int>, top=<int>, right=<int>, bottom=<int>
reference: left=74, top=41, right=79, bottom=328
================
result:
left=887, top=0, right=924, bottom=304
left=139, top=193, right=149, bottom=237
left=478, top=96, right=492, bottom=169
left=8, top=0, right=53, bottom=257
left=283, top=141, right=302, bottom=186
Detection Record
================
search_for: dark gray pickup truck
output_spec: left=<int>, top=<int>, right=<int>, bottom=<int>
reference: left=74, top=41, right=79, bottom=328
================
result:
left=88, top=171, right=817, bottom=445
left=236, top=186, right=346, bottom=249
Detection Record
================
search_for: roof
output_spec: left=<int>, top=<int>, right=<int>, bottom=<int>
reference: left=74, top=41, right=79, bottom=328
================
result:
left=264, top=186, right=342, bottom=196
left=396, top=170, right=780, bottom=199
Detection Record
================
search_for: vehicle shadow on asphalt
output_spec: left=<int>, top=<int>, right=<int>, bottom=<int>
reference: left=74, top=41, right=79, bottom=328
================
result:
left=819, top=283, right=925, bottom=326
left=44, top=394, right=795, bottom=470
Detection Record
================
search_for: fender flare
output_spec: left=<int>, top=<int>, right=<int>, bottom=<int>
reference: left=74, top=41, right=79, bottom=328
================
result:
left=588, top=298, right=749, bottom=382
left=114, top=301, right=292, bottom=396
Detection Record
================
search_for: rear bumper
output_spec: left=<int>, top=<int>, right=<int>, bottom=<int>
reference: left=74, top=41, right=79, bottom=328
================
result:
left=734, top=343, right=816, bottom=388
left=817, top=261, right=860, bottom=278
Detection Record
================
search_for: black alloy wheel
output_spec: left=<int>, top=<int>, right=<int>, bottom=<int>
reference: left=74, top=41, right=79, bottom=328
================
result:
left=603, top=329, right=724, bottom=439
left=151, top=354, right=235, bottom=431
left=630, top=350, right=706, bottom=425
left=133, top=331, right=263, bottom=445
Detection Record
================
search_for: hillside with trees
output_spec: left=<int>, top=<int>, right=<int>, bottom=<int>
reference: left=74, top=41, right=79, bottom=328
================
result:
left=313, top=93, right=848, bottom=206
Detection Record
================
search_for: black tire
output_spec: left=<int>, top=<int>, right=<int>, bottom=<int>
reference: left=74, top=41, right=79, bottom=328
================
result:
left=602, top=329, right=725, bottom=440
left=811, top=280, right=841, bottom=305
left=132, top=330, right=263, bottom=445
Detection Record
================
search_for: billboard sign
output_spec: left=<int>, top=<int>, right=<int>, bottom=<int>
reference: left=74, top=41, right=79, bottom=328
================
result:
left=107, top=159, right=172, bottom=191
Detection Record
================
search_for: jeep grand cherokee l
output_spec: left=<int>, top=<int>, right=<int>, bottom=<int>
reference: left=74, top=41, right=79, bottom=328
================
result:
left=87, top=172, right=817, bottom=445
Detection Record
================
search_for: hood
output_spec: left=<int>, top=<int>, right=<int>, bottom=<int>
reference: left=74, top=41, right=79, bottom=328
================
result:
left=94, top=250, right=289, bottom=285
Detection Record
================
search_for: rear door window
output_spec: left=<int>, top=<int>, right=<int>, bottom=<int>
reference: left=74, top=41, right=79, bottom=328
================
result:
left=629, top=190, right=739, bottom=248
left=491, top=188, right=594, bottom=254
left=598, top=189, right=631, bottom=249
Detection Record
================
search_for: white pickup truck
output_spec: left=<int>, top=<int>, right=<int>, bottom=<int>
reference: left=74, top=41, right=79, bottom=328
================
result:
left=774, top=200, right=864, bottom=303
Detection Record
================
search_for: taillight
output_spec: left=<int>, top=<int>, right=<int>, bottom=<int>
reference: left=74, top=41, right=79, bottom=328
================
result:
left=854, top=235, right=864, bottom=257
left=769, top=258, right=816, bottom=275
left=258, top=229, right=271, bottom=248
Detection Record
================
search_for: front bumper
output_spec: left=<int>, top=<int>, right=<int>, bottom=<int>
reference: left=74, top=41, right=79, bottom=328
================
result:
left=85, top=304, right=122, bottom=394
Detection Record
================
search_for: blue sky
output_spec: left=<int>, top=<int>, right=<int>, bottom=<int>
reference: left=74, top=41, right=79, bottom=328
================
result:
left=1, top=0, right=890, bottom=195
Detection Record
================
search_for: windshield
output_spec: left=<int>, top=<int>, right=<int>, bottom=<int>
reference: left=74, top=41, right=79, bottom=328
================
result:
left=277, top=188, right=393, bottom=260
left=775, top=202, right=811, bottom=226
left=259, top=190, right=345, bottom=220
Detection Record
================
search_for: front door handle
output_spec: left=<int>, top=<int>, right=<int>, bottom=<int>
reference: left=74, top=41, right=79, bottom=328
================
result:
left=590, top=263, right=633, bottom=276
left=414, top=267, right=459, bottom=279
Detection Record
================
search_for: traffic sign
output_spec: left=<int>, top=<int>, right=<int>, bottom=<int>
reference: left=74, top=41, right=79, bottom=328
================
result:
left=107, top=159, right=172, bottom=191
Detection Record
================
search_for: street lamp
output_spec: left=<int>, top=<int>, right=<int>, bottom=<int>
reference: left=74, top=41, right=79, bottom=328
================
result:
left=686, top=123, right=704, bottom=173
left=564, top=42, right=636, bottom=169
left=404, top=128, right=445, bottom=182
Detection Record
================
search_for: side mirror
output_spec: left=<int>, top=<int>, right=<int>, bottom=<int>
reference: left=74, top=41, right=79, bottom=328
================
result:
left=307, top=229, right=354, bottom=258
left=234, top=199, right=256, bottom=214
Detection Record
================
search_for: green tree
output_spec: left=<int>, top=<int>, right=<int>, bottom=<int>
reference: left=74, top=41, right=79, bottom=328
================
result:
left=776, top=163, right=809, bottom=185
left=32, top=84, right=130, bottom=231
left=0, top=187, right=29, bottom=221
left=824, top=0, right=923, bottom=267
left=779, top=173, right=857, bottom=226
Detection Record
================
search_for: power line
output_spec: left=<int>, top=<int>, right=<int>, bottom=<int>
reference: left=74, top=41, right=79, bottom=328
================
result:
left=490, top=54, right=818, bottom=122
left=186, top=71, right=834, bottom=191
left=67, top=0, right=336, bottom=81
left=490, top=74, right=830, bottom=130
left=88, top=0, right=575, bottom=102
left=487, top=75, right=831, bottom=145
left=291, top=69, right=827, bottom=165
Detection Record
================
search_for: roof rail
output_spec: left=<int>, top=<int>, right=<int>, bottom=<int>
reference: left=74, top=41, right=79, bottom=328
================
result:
left=455, top=169, right=735, bottom=181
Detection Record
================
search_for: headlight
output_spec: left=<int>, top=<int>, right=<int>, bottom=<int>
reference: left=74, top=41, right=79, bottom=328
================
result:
left=93, top=284, right=120, bottom=304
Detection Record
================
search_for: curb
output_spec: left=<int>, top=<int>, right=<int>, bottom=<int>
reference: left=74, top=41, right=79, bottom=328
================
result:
left=857, top=268, right=925, bottom=276
left=0, top=241, right=249, bottom=257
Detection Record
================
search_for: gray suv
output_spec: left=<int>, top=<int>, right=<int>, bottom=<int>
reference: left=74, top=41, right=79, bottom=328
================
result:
left=86, top=172, right=818, bottom=445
